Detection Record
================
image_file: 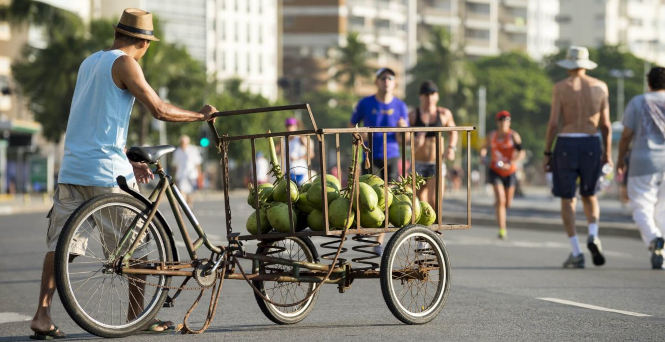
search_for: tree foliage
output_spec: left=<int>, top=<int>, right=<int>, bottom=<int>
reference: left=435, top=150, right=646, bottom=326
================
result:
left=333, top=32, right=372, bottom=90
left=472, top=52, right=553, bottom=157
left=407, top=27, right=476, bottom=123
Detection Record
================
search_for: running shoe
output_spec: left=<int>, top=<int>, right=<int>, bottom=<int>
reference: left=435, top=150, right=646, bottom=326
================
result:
left=562, top=253, right=585, bottom=269
left=649, top=237, right=664, bottom=270
left=587, top=235, right=606, bottom=266
left=498, top=229, right=507, bottom=240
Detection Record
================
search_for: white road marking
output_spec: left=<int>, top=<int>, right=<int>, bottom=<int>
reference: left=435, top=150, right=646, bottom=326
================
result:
left=537, top=297, right=651, bottom=317
left=0, top=312, right=31, bottom=324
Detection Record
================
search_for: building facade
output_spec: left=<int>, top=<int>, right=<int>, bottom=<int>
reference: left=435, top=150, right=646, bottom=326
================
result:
left=557, top=0, right=665, bottom=66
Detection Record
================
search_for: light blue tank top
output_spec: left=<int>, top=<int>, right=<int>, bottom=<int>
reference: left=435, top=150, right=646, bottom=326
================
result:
left=58, top=50, right=136, bottom=187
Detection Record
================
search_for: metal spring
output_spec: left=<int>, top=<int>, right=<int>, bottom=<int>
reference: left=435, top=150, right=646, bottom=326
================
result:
left=351, top=234, right=381, bottom=270
left=319, top=236, right=347, bottom=266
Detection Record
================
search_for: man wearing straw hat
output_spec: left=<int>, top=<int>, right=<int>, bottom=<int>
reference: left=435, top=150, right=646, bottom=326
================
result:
left=544, top=46, right=612, bottom=269
left=29, top=8, right=217, bottom=339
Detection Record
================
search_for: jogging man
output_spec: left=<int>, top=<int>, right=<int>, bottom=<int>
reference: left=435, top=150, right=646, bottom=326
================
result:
left=30, top=9, right=217, bottom=339
left=544, top=46, right=611, bottom=269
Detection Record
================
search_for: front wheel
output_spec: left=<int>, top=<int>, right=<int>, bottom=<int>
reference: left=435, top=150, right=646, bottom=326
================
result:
left=54, top=194, right=173, bottom=338
left=380, top=225, right=450, bottom=324
left=252, top=237, right=319, bottom=324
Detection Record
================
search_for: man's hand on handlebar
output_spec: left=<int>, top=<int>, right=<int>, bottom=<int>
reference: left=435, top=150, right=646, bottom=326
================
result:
left=199, top=104, right=218, bottom=122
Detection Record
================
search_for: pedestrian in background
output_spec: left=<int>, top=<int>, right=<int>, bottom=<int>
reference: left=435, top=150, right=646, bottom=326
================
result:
left=617, top=66, right=665, bottom=270
left=350, top=67, right=409, bottom=182
left=409, top=80, right=458, bottom=210
left=172, top=134, right=202, bottom=207
left=284, top=117, right=312, bottom=186
left=30, top=9, right=217, bottom=339
left=480, top=110, right=524, bottom=239
left=544, top=46, right=611, bottom=269
left=350, top=67, right=408, bottom=254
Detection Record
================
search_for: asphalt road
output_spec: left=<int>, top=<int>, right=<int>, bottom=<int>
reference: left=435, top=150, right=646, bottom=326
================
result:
left=1, top=196, right=663, bottom=341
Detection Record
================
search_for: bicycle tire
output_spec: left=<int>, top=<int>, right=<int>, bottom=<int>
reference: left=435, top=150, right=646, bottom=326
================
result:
left=380, top=225, right=450, bottom=324
left=252, top=236, right=319, bottom=324
left=55, top=193, right=173, bottom=338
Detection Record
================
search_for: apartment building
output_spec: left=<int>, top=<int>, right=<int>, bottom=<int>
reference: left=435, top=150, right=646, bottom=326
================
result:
left=418, top=0, right=559, bottom=60
left=558, top=0, right=665, bottom=66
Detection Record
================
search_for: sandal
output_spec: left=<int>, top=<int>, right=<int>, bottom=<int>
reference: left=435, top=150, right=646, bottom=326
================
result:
left=29, top=326, right=66, bottom=340
left=144, top=319, right=175, bottom=333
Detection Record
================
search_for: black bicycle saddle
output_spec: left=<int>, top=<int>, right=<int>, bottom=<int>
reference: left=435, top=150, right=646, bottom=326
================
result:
left=126, top=145, right=176, bottom=164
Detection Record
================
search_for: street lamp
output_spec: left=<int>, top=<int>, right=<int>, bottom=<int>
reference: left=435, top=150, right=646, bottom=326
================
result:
left=609, top=68, right=634, bottom=123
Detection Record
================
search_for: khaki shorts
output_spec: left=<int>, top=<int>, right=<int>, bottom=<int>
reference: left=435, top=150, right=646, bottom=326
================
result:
left=46, top=182, right=140, bottom=255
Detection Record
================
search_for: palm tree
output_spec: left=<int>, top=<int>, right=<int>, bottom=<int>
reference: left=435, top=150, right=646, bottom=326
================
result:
left=334, top=32, right=372, bottom=90
left=407, top=27, right=476, bottom=122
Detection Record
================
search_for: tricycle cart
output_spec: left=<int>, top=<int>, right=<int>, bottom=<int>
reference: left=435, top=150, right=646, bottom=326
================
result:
left=53, top=103, right=475, bottom=337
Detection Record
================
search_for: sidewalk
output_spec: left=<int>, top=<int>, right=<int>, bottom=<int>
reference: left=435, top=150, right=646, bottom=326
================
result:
left=0, top=186, right=641, bottom=239
left=442, top=185, right=639, bottom=239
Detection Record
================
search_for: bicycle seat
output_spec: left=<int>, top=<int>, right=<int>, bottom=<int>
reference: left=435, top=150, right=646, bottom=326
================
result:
left=126, top=145, right=176, bottom=164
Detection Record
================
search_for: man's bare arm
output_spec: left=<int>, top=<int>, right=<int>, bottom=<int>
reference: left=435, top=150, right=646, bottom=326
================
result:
left=598, top=86, right=612, bottom=166
left=114, top=56, right=215, bottom=122
left=544, top=86, right=560, bottom=153
left=616, top=126, right=633, bottom=175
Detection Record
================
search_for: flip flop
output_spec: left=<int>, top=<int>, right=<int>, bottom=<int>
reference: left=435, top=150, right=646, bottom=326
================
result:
left=29, top=326, right=66, bottom=340
left=144, top=319, right=175, bottom=333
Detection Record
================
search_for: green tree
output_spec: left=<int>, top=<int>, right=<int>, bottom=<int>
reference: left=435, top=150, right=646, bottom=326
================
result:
left=407, top=27, right=476, bottom=123
left=333, top=32, right=372, bottom=90
left=0, top=0, right=84, bottom=41
left=473, top=52, right=553, bottom=160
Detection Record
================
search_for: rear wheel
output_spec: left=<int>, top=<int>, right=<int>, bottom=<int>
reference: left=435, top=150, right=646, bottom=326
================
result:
left=380, top=225, right=450, bottom=324
left=252, top=237, right=319, bottom=324
left=55, top=194, right=173, bottom=338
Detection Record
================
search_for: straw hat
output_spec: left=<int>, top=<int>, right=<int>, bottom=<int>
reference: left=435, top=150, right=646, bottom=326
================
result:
left=114, top=8, right=159, bottom=42
left=556, top=46, right=597, bottom=70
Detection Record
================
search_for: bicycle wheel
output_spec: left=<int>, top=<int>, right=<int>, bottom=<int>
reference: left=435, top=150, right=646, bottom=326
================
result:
left=252, top=237, right=319, bottom=324
left=55, top=193, right=173, bottom=338
left=380, top=225, right=450, bottom=324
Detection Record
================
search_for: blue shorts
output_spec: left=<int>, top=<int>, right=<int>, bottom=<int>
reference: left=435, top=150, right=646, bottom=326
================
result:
left=551, top=136, right=602, bottom=199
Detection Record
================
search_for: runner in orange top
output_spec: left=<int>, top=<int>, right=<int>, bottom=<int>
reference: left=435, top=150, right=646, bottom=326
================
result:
left=480, top=110, right=524, bottom=239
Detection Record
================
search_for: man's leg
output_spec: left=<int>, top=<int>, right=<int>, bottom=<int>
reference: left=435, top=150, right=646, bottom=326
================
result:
left=561, top=197, right=585, bottom=268
left=30, top=252, right=57, bottom=333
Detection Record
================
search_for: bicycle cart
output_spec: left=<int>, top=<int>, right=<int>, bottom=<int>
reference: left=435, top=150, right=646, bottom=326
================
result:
left=54, top=104, right=475, bottom=337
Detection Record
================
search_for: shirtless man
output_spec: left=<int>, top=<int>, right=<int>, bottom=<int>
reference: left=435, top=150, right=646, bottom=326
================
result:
left=410, top=80, right=458, bottom=211
left=544, top=46, right=612, bottom=268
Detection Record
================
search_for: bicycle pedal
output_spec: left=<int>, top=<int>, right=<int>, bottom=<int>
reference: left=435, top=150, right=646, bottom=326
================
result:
left=163, top=296, right=175, bottom=308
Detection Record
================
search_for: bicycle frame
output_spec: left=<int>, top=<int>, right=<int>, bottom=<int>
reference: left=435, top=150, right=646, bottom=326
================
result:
left=114, top=160, right=221, bottom=270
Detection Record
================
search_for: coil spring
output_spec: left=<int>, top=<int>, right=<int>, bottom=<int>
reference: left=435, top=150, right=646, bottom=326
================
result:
left=319, top=236, right=347, bottom=266
left=351, top=234, right=381, bottom=270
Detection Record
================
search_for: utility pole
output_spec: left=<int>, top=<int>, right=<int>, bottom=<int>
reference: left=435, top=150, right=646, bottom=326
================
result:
left=609, top=69, right=634, bottom=123
left=478, top=86, right=486, bottom=187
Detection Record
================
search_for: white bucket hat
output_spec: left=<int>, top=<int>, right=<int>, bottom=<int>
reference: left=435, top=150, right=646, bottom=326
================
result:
left=556, top=46, right=597, bottom=70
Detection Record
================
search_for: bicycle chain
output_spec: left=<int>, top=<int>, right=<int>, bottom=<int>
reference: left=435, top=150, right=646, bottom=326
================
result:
left=120, top=260, right=208, bottom=291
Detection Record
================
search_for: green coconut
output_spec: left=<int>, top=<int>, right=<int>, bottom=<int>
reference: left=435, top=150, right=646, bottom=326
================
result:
left=307, top=209, right=325, bottom=231
left=296, top=183, right=315, bottom=213
left=359, top=174, right=385, bottom=187
left=360, top=207, right=385, bottom=228
left=328, top=197, right=354, bottom=229
left=272, top=178, right=299, bottom=203
left=418, top=201, right=437, bottom=226
left=352, top=182, right=378, bottom=212
left=246, top=208, right=270, bottom=234
left=394, top=193, right=422, bottom=223
left=312, top=174, right=342, bottom=191
left=389, top=201, right=412, bottom=228
left=306, top=180, right=339, bottom=208
left=372, top=184, right=393, bottom=211
left=247, top=183, right=274, bottom=209
left=266, top=202, right=297, bottom=233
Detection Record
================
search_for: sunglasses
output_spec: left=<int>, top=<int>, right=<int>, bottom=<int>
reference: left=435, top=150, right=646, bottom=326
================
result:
left=497, top=117, right=511, bottom=121
left=379, top=75, right=395, bottom=81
